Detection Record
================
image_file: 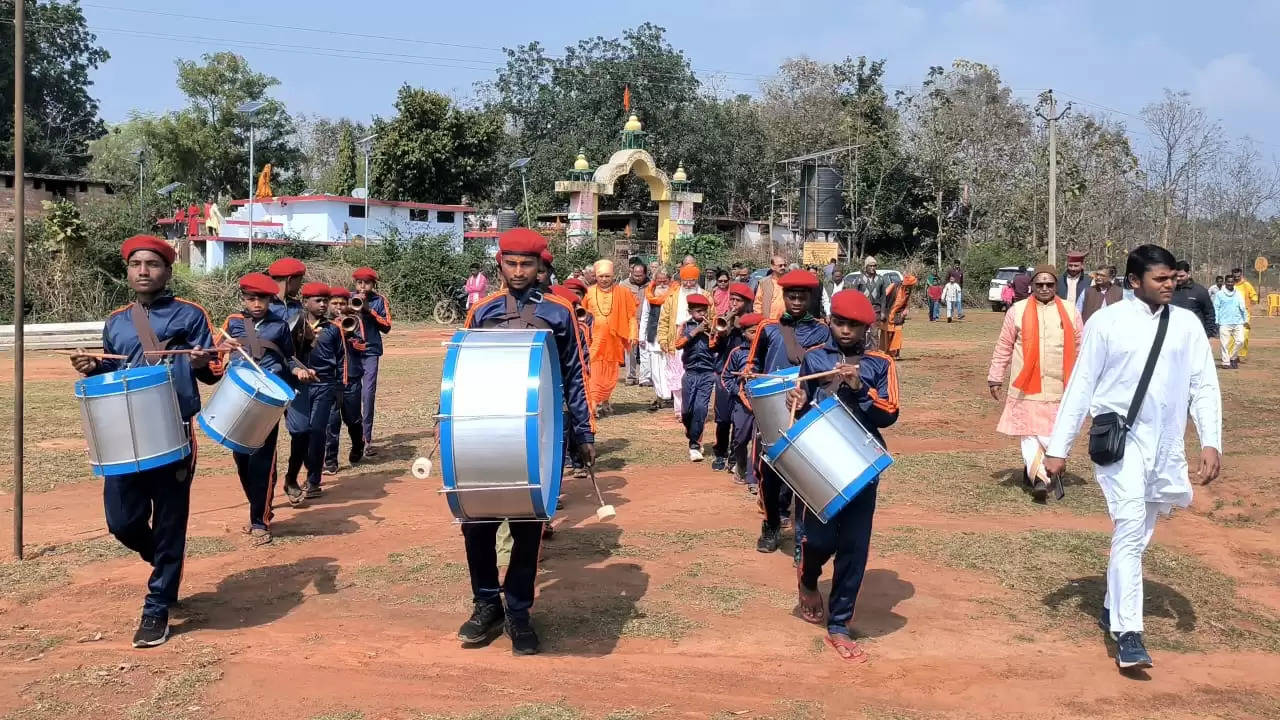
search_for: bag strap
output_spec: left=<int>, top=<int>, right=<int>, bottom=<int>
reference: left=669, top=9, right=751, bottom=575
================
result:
left=779, top=324, right=804, bottom=365
left=1125, top=304, right=1170, bottom=428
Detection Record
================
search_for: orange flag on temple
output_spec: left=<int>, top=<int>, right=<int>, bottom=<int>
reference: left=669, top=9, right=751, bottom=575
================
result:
left=623, top=84, right=631, bottom=111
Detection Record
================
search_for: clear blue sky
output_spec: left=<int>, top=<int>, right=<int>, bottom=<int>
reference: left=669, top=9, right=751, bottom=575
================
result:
left=84, top=0, right=1280, bottom=157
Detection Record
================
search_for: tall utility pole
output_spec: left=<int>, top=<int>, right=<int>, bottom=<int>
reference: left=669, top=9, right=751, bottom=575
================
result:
left=1037, top=89, right=1070, bottom=266
left=358, top=134, right=376, bottom=239
left=12, top=0, right=25, bottom=559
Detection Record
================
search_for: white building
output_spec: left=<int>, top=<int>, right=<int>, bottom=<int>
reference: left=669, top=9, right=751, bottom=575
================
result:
left=188, top=194, right=473, bottom=271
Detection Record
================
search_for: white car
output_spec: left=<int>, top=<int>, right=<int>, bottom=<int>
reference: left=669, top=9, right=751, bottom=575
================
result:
left=988, top=266, right=1026, bottom=311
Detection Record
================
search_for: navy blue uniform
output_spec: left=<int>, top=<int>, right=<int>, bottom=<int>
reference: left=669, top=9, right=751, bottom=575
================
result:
left=712, top=327, right=745, bottom=461
left=723, top=343, right=756, bottom=486
left=93, top=293, right=217, bottom=620
left=286, top=315, right=344, bottom=489
left=359, top=292, right=392, bottom=445
left=677, top=319, right=716, bottom=450
left=221, top=309, right=301, bottom=529
left=748, top=316, right=832, bottom=531
left=325, top=315, right=367, bottom=469
left=796, top=343, right=899, bottom=637
left=461, top=287, right=592, bottom=623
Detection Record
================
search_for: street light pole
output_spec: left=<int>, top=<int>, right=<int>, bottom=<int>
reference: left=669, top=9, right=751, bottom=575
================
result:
left=237, top=101, right=266, bottom=261
left=12, top=0, right=26, bottom=560
left=358, top=134, right=376, bottom=241
left=520, top=168, right=531, bottom=228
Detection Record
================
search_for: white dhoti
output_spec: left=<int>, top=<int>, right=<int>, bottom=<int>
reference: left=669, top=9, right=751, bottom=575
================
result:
left=649, top=347, right=670, bottom=399
left=1095, top=443, right=1184, bottom=635
left=637, top=345, right=652, bottom=384
left=667, top=353, right=685, bottom=417
left=1019, top=435, right=1052, bottom=484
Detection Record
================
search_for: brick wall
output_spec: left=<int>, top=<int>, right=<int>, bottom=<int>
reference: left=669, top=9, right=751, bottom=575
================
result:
left=0, top=176, right=114, bottom=233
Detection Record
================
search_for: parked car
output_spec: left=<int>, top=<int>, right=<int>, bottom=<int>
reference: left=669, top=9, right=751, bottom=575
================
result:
left=834, top=269, right=904, bottom=293
left=988, top=266, right=1027, bottom=311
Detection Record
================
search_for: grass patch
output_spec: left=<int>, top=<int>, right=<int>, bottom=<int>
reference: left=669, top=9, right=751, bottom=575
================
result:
left=712, top=700, right=826, bottom=720
left=661, top=560, right=766, bottom=616
left=125, top=667, right=223, bottom=720
left=539, top=597, right=698, bottom=644
left=185, top=536, right=236, bottom=557
left=878, top=526, right=1280, bottom=652
left=883, top=448, right=1104, bottom=517
left=350, top=545, right=467, bottom=605
left=311, top=713, right=364, bottom=720
left=542, top=527, right=755, bottom=563
left=2, top=537, right=138, bottom=601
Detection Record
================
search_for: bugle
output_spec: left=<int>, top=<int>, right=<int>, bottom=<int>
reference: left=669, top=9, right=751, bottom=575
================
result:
left=340, top=315, right=360, bottom=333
left=575, top=305, right=589, bottom=322
left=350, top=294, right=366, bottom=312
left=714, top=316, right=730, bottom=332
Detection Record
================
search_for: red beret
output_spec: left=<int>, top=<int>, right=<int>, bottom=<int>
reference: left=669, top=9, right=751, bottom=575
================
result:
left=728, top=282, right=754, bottom=301
left=737, top=312, right=763, bottom=328
left=352, top=267, right=378, bottom=282
left=300, top=281, right=330, bottom=298
left=498, top=228, right=548, bottom=256
left=564, top=278, right=587, bottom=293
left=540, top=249, right=554, bottom=264
left=686, top=293, right=710, bottom=307
left=550, top=285, right=579, bottom=304
left=329, top=286, right=351, bottom=299
left=121, top=235, right=176, bottom=265
left=778, top=269, right=819, bottom=289
left=267, top=257, right=306, bottom=278
left=829, top=290, right=876, bottom=325
left=239, top=272, right=279, bottom=297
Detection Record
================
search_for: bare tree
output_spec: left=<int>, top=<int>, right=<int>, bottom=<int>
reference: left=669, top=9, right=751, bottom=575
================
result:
left=1140, top=89, right=1222, bottom=246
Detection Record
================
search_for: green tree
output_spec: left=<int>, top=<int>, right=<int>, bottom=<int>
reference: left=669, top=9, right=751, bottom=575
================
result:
left=329, top=124, right=359, bottom=195
left=0, top=0, right=109, bottom=175
left=293, top=114, right=368, bottom=193
left=138, top=52, right=301, bottom=200
left=369, top=85, right=503, bottom=203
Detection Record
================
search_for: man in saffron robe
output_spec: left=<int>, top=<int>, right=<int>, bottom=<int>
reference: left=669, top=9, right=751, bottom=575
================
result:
left=988, top=265, right=1083, bottom=502
left=583, top=259, right=637, bottom=417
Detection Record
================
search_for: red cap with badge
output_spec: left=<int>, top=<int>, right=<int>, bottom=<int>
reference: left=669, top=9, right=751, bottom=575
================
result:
left=498, top=228, right=548, bottom=257
left=777, top=269, right=819, bottom=289
left=121, top=235, right=176, bottom=265
left=829, top=290, right=876, bottom=325
left=239, top=272, right=279, bottom=297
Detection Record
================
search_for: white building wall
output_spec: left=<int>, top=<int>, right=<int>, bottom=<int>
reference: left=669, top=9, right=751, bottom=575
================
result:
left=223, top=198, right=465, bottom=250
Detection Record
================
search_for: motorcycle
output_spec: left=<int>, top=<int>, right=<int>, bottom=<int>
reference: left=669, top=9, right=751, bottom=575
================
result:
left=433, top=287, right=470, bottom=326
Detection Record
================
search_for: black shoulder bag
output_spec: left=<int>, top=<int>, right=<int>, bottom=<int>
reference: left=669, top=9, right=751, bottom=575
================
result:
left=1087, top=304, right=1169, bottom=465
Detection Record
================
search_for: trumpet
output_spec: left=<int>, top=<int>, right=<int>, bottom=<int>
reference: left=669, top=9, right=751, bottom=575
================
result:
left=339, top=314, right=360, bottom=333
left=350, top=294, right=366, bottom=312
left=714, top=316, right=730, bottom=332
left=575, top=305, right=589, bottom=322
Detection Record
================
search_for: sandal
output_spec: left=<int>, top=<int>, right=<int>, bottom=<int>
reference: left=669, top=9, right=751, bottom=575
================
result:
left=825, top=633, right=869, bottom=664
left=798, top=583, right=824, bottom=625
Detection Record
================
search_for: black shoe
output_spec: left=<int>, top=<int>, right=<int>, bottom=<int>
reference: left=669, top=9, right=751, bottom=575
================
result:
left=323, top=464, right=338, bottom=476
left=1031, top=479, right=1048, bottom=502
left=457, top=601, right=504, bottom=644
left=132, top=614, right=169, bottom=648
left=284, top=480, right=304, bottom=505
left=304, top=484, right=323, bottom=499
left=756, top=522, right=780, bottom=553
left=349, top=448, right=364, bottom=464
left=506, top=618, right=540, bottom=655
left=711, top=456, right=727, bottom=471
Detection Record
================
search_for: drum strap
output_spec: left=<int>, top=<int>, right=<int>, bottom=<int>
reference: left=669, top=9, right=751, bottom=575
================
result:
left=779, top=325, right=805, bottom=365
left=485, top=293, right=552, bottom=330
left=240, top=318, right=286, bottom=362
left=129, top=303, right=171, bottom=360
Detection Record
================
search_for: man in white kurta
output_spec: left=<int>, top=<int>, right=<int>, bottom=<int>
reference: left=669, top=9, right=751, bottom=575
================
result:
left=1045, top=246, right=1221, bottom=670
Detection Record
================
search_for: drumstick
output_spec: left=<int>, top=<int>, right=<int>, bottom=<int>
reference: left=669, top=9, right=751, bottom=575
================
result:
left=143, top=349, right=213, bottom=357
left=214, top=327, right=268, bottom=378
left=54, top=349, right=128, bottom=360
left=793, top=368, right=843, bottom=384
left=586, top=465, right=616, bottom=522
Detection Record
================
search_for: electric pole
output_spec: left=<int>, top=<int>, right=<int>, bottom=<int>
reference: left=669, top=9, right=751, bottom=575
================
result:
left=1037, top=90, right=1070, bottom=266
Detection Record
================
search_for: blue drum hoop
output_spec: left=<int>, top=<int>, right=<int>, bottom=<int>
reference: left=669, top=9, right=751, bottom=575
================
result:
left=763, top=395, right=893, bottom=523
left=440, top=329, right=565, bottom=521
left=745, top=366, right=800, bottom=398
left=75, top=365, right=191, bottom=476
left=197, top=365, right=295, bottom=454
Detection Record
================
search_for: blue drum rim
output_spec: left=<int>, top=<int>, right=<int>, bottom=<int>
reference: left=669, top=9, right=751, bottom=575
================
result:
left=196, top=412, right=262, bottom=454
left=816, top=454, right=892, bottom=523
left=745, top=366, right=800, bottom=399
left=226, top=363, right=295, bottom=407
left=91, top=444, right=191, bottom=477
left=75, top=364, right=171, bottom=398
left=440, top=331, right=466, bottom=520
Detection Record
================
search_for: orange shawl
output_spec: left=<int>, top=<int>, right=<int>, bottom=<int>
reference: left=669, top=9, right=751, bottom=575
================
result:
left=1011, top=297, right=1076, bottom=395
left=584, top=284, right=636, bottom=363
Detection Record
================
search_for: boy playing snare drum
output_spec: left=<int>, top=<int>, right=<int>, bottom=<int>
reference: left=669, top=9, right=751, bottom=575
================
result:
left=786, top=290, right=899, bottom=664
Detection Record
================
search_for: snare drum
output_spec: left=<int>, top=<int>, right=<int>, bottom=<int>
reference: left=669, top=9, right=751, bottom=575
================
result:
left=439, top=329, right=564, bottom=521
left=763, top=395, right=893, bottom=523
left=745, top=366, right=800, bottom=445
left=75, top=365, right=190, bottom=477
left=197, top=365, right=295, bottom=453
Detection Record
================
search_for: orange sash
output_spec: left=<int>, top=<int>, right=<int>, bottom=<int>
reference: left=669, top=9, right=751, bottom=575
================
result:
left=1011, top=297, right=1076, bottom=395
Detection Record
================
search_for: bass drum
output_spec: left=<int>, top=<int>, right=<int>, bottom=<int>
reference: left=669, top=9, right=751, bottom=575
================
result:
left=439, top=329, right=564, bottom=521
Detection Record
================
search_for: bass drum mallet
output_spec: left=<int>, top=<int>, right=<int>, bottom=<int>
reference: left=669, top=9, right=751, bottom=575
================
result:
left=587, top=464, right=615, bottom=521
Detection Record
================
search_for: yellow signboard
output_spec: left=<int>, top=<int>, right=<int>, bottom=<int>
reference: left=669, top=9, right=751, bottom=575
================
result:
left=803, top=241, right=840, bottom=267
left=1255, top=256, right=1269, bottom=273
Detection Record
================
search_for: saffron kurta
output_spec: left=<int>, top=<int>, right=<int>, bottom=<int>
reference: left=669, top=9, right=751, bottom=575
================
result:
left=988, top=297, right=1083, bottom=437
left=584, top=284, right=637, bottom=405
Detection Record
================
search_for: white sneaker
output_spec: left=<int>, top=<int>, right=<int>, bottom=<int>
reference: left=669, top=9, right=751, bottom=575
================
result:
left=690, top=448, right=704, bottom=462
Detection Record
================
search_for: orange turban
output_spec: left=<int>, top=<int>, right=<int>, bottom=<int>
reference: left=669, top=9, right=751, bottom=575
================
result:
left=678, top=265, right=701, bottom=281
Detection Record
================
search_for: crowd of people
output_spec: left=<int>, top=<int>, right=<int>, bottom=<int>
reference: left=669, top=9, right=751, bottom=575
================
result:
left=69, top=231, right=1245, bottom=674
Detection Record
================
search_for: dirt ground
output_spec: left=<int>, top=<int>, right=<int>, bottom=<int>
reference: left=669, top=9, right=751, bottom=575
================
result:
left=1, top=309, right=1279, bottom=720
